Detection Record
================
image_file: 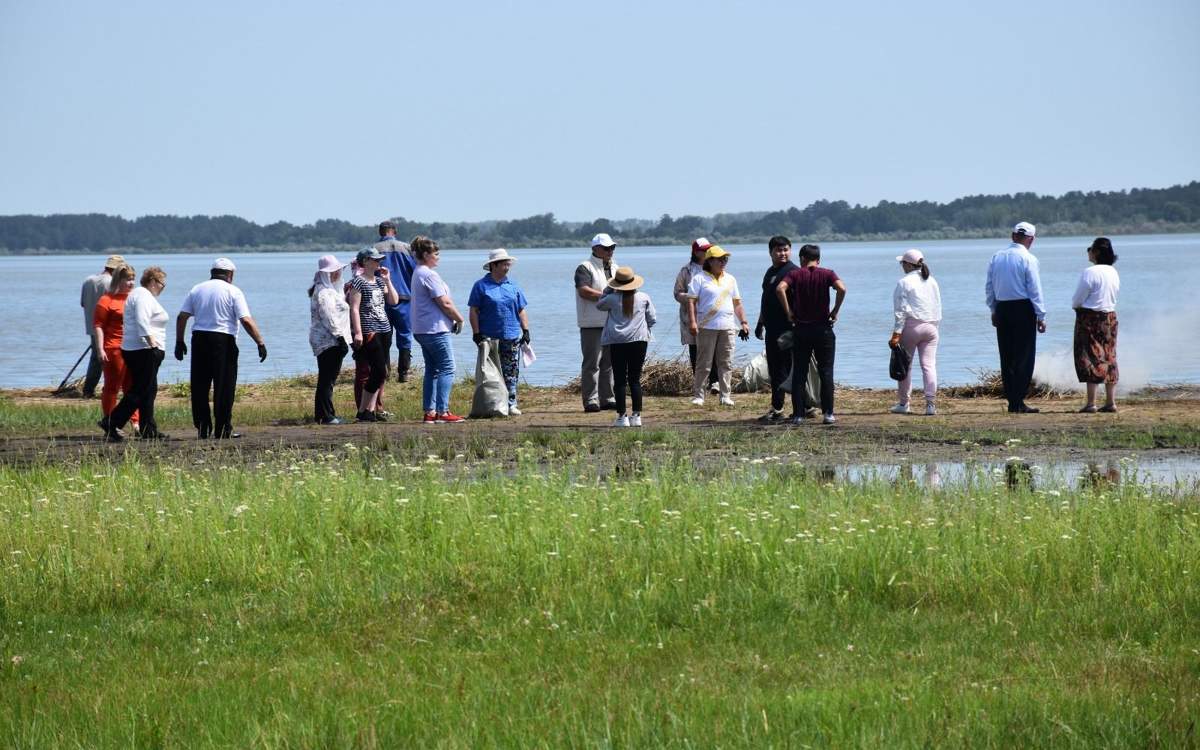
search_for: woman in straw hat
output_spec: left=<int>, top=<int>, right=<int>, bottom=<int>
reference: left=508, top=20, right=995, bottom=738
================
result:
left=309, top=254, right=352, bottom=424
left=596, top=266, right=656, bottom=427
left=468, top=248, right=530, bottom=415
left=687, top=246, right=750, bottom=406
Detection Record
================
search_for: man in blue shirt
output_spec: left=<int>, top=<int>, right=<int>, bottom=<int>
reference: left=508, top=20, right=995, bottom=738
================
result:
left=985, top=221, right=1047, bottom=413
left=374, top=220, right=417, bottom=382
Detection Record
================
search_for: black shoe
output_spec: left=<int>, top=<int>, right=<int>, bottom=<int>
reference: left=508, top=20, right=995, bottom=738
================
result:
left=105, top=430, right=124, bottom=443
left=1012, top=403, right=1040, bottom=414
left=583, top=404, right=601, bottom=413
left=214, top=431, right=242, bottom=439
left=141, top=431, right=170, bottom=441
left=601, top=401, right=619, bottom=411
left=198, top=425, right=211, bottom=439
left=97, top=417, right=110, bottom=432
left=356, top=410, right=378, bottom=423
left=373, top=411, right=389, bottom=423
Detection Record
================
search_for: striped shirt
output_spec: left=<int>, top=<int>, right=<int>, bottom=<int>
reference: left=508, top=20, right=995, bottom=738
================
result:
left=349, top=275, right=391, bottom=334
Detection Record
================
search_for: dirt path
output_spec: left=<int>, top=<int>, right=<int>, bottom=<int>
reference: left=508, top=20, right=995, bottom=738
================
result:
left=3, top=384, right=1199, bottom=469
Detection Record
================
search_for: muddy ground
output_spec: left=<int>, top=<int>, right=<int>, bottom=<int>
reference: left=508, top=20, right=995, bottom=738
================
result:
left=3, top=382, right=1199, bottom=471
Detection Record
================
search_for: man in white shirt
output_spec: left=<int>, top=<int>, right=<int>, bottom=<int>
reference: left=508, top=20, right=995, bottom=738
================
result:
left=79, top=254, right=124, bottom=397
left=574, top=233, right=617, bottom=412
left=175, top=258, right=268, bottom=439
left=985, top=221, right=1047, bottom=413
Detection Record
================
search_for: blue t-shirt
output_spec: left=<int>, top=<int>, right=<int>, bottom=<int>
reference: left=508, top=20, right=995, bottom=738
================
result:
left=468, top=275, right=528, bottom=339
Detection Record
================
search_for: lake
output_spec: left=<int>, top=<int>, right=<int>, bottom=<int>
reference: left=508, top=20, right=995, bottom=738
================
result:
left=3, top=233, right=1197, bottom=391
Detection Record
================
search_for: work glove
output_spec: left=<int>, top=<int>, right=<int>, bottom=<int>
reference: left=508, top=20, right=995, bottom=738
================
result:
left=737, top=329, right=750, bottom=342
left=257, top=343, right=268, bottom=362
left=472, top=332, right=485, bottom=345
left=174, top=340, right=187, bottom=361
left=520, top=328, right=531, bottom=345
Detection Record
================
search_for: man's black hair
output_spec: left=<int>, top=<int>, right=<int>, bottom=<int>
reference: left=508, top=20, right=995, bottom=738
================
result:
left=799, top=244, right=821, bottom=262
left=768, top=235, right=791, bottom=251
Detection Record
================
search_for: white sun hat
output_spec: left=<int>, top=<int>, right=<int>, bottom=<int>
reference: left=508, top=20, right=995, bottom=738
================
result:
left=483, top=248, right=518, bottom=270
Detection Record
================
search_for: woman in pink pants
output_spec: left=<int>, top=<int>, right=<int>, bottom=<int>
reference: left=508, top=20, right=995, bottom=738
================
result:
left=888, top=249, right=942, bottom=415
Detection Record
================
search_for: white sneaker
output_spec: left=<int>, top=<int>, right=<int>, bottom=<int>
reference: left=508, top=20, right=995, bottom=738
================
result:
left=890, top=403, right=911, bottom=414
left=612, top=415, right=630, bottom=428
left=719, top=396, right=735, bottom=406
left=823, top=413, right=837, bottom=425
left=630, top=413, right=642, bottom=427
left=925, top=403, right=937, bottom=416
left=508, top=406, right=522, bottom=416
left=690, top=397, right=705, bottom=406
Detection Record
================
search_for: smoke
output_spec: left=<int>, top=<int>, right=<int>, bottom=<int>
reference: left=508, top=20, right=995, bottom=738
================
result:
left=1034, top=307, right=1200, bottom=394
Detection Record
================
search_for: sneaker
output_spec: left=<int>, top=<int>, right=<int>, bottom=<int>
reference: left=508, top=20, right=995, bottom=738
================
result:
left=508, top=406, right=522, bottom=416
left=629, top=413, right=642, bottom=427
left=141, top=431, right=170, bottom=441
left=719, top=396, right=735, bottom=407
left=690, top=397, right=705, bottom=406
left=356, top=410, right=377, bottom=423
left=321, top=417, right=344, bottom=425
left=924, top=404, right=937, bottom=416
left=612, top=414, right=630, bottom=428
left=805, top=407, right=821, bottom=419
left=438, top=412, right=465, bottom=423
left=709, top=382, right=720, bottom=394
left=789, top=414, right=806, bottom=426
left=105, top=430, right=124, bottom=443
left=422, top=413, right=439, bottom=424
left=757, top=409, right=783, bottom=424
left=823, top=413, right=837, bottom=425
left=373, top=411, right=389, bottom=423
left=584, top=403, right=601, bottom=413
left=890, top=403, right=911, bottom=414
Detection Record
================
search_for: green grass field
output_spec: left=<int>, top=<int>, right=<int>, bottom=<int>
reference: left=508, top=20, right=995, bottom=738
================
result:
left=2, top=446, right=1197, bottom=748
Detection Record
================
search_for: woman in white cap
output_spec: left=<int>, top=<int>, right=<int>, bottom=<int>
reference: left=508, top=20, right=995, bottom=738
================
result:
left=597, top=266, right=656, bottom=427
left=687, top=246, right=750, bottom=406
left=348, top=247, right=400, bottom=422
left=308, top=254, right=352, bottom=424
left=889, top=249, right=942, bottom=415
left=468, top=249, right=530, bottom=415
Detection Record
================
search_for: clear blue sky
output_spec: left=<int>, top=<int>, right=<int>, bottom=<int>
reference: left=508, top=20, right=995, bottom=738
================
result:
left=2, top=0, right=1197, bottom=225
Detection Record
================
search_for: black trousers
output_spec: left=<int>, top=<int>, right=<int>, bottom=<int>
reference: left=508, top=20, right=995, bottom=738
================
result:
left=110, top=348, right=164, bottom=434
left=687, top=344, right=718, bottom=385
left=764, top=325, right=790, bottom=411
left=610, top=341, right=648, bottom=415
left=353, top=331, right=392, bottom=396
left=315, top=341, right=349, bottom=422
left=994, top=299, right=1037, bottom=410
left=83, top=341, right=103, bottom=396
left=191, top=331, right=239, bottom=438
left=791, top=322, right=836, bottom=416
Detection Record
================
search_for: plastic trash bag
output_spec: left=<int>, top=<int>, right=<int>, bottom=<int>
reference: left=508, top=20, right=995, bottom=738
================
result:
left=470, top=338, right=510, bottom=418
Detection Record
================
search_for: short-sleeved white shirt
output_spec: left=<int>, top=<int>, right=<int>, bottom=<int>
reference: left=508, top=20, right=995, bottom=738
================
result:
left=687, top=272, right=742, bottom=331
left=1071, top=264, right=1120, bottom=312
left=180, top=279, right=251, bottom=336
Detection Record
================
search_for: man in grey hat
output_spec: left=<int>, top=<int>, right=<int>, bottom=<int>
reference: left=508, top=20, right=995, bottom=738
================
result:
left=174, top=258, right=267, bottom=438
left=574, top=233, right=618, bottom=411
left=79, top=254, right=125, bottom=397
left=374, top=220, right=417, bottom=383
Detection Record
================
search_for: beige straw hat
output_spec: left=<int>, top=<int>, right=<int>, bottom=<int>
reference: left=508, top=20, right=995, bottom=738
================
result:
left=609, top=266, right=644, bottom=291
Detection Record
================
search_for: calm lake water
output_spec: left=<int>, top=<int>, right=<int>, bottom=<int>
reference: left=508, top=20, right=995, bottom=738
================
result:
left=2, top=233, right=1197, bottom=390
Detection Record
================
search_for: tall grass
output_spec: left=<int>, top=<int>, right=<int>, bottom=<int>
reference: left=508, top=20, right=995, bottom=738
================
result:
left=1, top=453, right=1197, bottom=747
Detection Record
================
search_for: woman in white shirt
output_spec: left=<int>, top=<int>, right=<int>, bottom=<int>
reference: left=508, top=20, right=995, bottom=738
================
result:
left=309, top=254, right=352, bottom=425
left=1072, top=237, right=1121, bottom=413
left=889, top=249, right=942, bottom=416
left=107, top=267, right=169, bottom=441
left=687, top=246, right=750, bottom=406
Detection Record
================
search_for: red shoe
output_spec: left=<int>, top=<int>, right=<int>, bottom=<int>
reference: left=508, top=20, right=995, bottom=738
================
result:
left=422, top=413, right=439, bottom=424
left=437, top=412, right=465, bottom=423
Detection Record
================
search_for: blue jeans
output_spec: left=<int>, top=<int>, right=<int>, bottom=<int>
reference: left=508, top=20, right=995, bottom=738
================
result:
left=415, top=332, right=455, bottom=414
left=386, top=304, right=412, bottom=352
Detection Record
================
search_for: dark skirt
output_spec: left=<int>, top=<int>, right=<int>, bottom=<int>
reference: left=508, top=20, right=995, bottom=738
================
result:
left=1073, top=309, right=1118, bottom=384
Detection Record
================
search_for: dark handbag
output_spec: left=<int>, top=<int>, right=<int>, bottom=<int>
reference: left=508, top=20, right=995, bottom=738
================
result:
left=889, top=344, right=911, bottom=381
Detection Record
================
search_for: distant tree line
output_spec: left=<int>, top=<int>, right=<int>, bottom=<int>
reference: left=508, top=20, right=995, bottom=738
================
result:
left=1, top=181, right=1197, bottom=254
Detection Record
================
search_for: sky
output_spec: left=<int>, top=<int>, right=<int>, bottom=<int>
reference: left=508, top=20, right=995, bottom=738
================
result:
left=1, top=0, right=1198, bottom=225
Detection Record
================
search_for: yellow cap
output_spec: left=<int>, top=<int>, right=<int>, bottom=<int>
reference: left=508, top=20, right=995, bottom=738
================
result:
left=704, top=245, right=730, bottom=260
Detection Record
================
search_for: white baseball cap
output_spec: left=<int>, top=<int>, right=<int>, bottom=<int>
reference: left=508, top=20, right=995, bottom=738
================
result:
left=591, top=233, right=616, bottom=248
left=896, top=248, right=924, bottom=264
left=1013, top=221, right=1037, bottom=237
left=212, top=257, right=237, bottom=271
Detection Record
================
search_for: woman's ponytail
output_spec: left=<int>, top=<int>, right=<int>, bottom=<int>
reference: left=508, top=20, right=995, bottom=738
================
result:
left=918, top=260, right=930, bottom=281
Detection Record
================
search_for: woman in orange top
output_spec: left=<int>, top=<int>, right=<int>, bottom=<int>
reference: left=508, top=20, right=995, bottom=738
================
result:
left=93, top=264, right=139, bottom=434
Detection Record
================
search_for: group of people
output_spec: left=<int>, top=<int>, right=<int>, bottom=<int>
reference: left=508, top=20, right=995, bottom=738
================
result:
left=78, top=220, right=1123, bottom=439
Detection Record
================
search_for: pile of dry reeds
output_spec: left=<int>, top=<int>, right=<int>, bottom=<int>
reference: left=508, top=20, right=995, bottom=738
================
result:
left=563, top=356, right=750, bottom=396
left=941, top=368, right=1060, bottom=399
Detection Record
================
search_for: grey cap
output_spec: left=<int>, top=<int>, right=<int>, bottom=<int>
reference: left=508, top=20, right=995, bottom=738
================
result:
left=356, top=247, right=385, bottom=265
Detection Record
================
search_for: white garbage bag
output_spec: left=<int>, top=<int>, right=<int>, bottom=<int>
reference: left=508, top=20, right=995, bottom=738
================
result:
left=741, top=349, right=820, bottom=406
left=470, top=338, right=510, bottom=418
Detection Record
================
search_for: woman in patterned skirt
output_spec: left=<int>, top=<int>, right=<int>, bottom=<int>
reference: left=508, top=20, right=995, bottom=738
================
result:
left=1072, top=237, right=1120, bottom=413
